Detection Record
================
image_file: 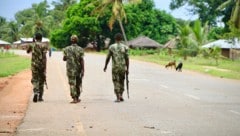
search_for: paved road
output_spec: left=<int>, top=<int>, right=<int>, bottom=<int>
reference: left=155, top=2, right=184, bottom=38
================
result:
left=14, top=50, right=240, bottom=136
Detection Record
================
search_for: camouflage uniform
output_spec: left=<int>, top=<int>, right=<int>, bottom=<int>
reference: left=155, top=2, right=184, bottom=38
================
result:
left=29, top=41, right=48, bottom=98
left=63, top=44, right=84, bottom=100
left=107, top=43, right=129, bottom=96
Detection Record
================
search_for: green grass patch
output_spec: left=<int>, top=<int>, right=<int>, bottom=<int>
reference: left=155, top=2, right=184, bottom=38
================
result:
left=0, top=52, right=30, bottom=77
left=128, top=49, right=240, bottom=80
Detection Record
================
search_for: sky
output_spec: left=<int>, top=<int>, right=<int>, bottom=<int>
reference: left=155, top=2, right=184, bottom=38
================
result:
left=0, top=0, right=197, bottom=21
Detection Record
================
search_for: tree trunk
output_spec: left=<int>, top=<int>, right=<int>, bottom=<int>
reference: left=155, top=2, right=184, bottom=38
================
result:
left=118, top=19, right=128, bottom=45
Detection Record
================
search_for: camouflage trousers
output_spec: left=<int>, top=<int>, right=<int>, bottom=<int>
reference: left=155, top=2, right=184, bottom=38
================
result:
left=112, top=70, right=125, bottom=96
left=67, top=74, right=82, bottom=99
left=31, top=71, right=45, bottom=95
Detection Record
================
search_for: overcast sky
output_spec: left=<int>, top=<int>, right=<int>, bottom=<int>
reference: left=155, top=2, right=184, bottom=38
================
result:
left=0, top=0, right=197, bottom=21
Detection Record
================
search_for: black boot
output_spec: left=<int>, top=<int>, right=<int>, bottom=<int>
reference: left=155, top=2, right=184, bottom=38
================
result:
left=114, top=94, right=121, bottom=102
left=38, top=92, right=44, bottom=102
left=33, top=93, right=38, bottom=103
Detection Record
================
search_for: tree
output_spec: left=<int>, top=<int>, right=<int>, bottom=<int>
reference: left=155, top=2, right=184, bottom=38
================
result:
left=192, top=20, right=208, bottom=46
left=124, top=0, right=178, bottom=44
left=176, top=23, right=198, bottom=60
left=0, top=16, right=7, bottom=39
left=7, top=21, right=20, bottom=42
left=15, top=1, right=52, bottom=37
left=218, top=0, right=240, bottom=38
left=50, top=0, right=78, bottom=29
left=169, top=0, right=228, bottom=26
left=91, top=0, right=142, bottom=43
left=51, top=0, right=101, bottom=48
left=201, top=46, right=221, bottom=65
left=52, top=0, right=77, bottom=11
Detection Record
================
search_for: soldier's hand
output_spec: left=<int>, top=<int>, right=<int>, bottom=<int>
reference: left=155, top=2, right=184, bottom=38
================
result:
left=63, top=56, right=67, bottom=61
left=81, top=72, right=84, bottom=78
left=103, top=67, right=107, bottom=72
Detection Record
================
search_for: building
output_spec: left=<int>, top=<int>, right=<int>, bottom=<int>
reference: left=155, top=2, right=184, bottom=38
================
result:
left=127, top=36, right=163, bottom=49
left=0, top=39, right=11, bottom=50
left=202, top=39, right=240, bottom=59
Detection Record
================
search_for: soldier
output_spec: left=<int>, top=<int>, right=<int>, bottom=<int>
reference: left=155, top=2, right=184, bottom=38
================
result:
left=63, top=35, right=85, bottom=104
left=104, top=33, right=129, bottom=102
left=27, top=33, right=48, bottom=103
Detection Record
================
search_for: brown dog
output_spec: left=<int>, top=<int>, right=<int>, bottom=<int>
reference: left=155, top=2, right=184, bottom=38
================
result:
left=165, top=60, right=176, bottom=69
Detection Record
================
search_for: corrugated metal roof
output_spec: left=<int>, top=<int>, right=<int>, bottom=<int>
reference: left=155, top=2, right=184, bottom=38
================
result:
left=13, top=40, right=21, bottom=44
left=0, top=40, right=10, bottom=45
left=202, top=39, right=240, bottom=49
left=20, top=37, right=50, bottom=43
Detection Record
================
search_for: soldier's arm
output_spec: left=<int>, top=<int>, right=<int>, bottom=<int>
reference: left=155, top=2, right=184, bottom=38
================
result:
left=63, top=49, right=67, bottom=61
left=103, top=50, right=112, bottom=72
left=80, top=57, right=84, bottom=77
left=26, top=45, right=32, bottom=53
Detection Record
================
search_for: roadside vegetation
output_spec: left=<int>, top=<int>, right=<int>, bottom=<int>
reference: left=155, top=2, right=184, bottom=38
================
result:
left=0, top=52, right=30, bottom=77
left=0, top=0, right=239, bottom=80
left=129, top=49, right=240, bottom=80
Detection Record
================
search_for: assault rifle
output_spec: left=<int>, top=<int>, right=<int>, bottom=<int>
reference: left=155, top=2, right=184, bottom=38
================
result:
left=126, top=72, right=129, bottom=99
left=44, top=73, right=48, bottom=89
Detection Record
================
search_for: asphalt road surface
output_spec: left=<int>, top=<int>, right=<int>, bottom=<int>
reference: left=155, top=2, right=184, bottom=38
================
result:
left=14, top=50, right=240, bottom=136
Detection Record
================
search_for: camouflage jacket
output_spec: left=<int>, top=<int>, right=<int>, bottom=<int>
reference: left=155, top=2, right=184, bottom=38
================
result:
left=29, top=42, right=48, bottom=72
left=108, top=42, right=129, bottom=72
left=63, top=44, right=84, bottom=76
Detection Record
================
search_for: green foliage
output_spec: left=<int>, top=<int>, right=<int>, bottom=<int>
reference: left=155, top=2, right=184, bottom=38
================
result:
left=129, top=48, right=159, bottom=56
left=125, top=0, right=178, bottom=44
left=131, top=50, right=240, bottom=80
left=192, top=20, right=208, bottom=46
left=170, top=0, right=229, bottom=26
left=0, top=52, right=30, bottom=77
left=51, top=0, right=101, bottom=48
left=50, top=29, right=70, bottom=48
left=50, top=0, right=178, bottom=49
left=200, top=46, right=222, bottom=65
left=208, top=27, right=225, bottom=40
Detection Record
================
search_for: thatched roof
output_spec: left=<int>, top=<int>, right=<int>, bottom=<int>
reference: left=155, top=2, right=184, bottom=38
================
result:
left=127, top=36, right=162, bottom=48
left=164, top=38, right=178, bottom=49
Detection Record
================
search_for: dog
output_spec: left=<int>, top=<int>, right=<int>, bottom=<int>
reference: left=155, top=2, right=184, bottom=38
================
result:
left=176, top=62, right=183, bottom=72
left=165, top=61, right=176, bottom=69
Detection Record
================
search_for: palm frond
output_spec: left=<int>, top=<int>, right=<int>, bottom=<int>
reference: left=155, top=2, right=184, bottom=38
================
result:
left=217, top=0, right=232, bottom=11
left=109, top=14, right=116, bottom=30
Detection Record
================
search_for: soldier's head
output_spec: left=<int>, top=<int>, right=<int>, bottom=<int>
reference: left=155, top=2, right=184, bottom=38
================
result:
left=114, top=33, right=123, bottom=42
left=71, top=35, right=78, bottom=43
left=35, top=33, right=42, bottom=42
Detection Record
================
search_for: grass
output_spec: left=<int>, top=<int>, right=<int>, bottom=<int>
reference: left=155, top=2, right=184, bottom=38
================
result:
left=0, top=52, right=30, bottom=77
left=130, top=50, right=240, bottom=80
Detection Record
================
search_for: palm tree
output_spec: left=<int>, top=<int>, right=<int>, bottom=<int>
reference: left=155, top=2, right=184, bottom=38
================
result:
left=218, top=0, right=240, bottom=60
left=192, top=20, right=208, bottom=46
left=52, top=0, right=77, bottom=11
left=7, top=21, right=20, bottom=42
left=177, top=24, right=199, bottom=60
left=32, top=0, right=50, bottom=36
left=218, top=0, right=240, bottom=30
left=92, top=0, right=141, bottom=43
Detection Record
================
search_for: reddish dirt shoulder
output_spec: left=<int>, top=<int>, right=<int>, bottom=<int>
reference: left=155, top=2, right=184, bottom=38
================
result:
left=0, top=70, right=32, bottom=136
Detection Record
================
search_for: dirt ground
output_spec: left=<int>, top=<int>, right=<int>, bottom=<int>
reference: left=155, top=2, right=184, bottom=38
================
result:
left=0, top=70, right=32, bottom=136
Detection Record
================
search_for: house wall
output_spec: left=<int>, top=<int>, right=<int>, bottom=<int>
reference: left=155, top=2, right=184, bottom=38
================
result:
left=222, top=48, right=240, bottom=59
left=230, top=49, right=240, bottom=59
left=221, top=49, right=230, bottom=58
